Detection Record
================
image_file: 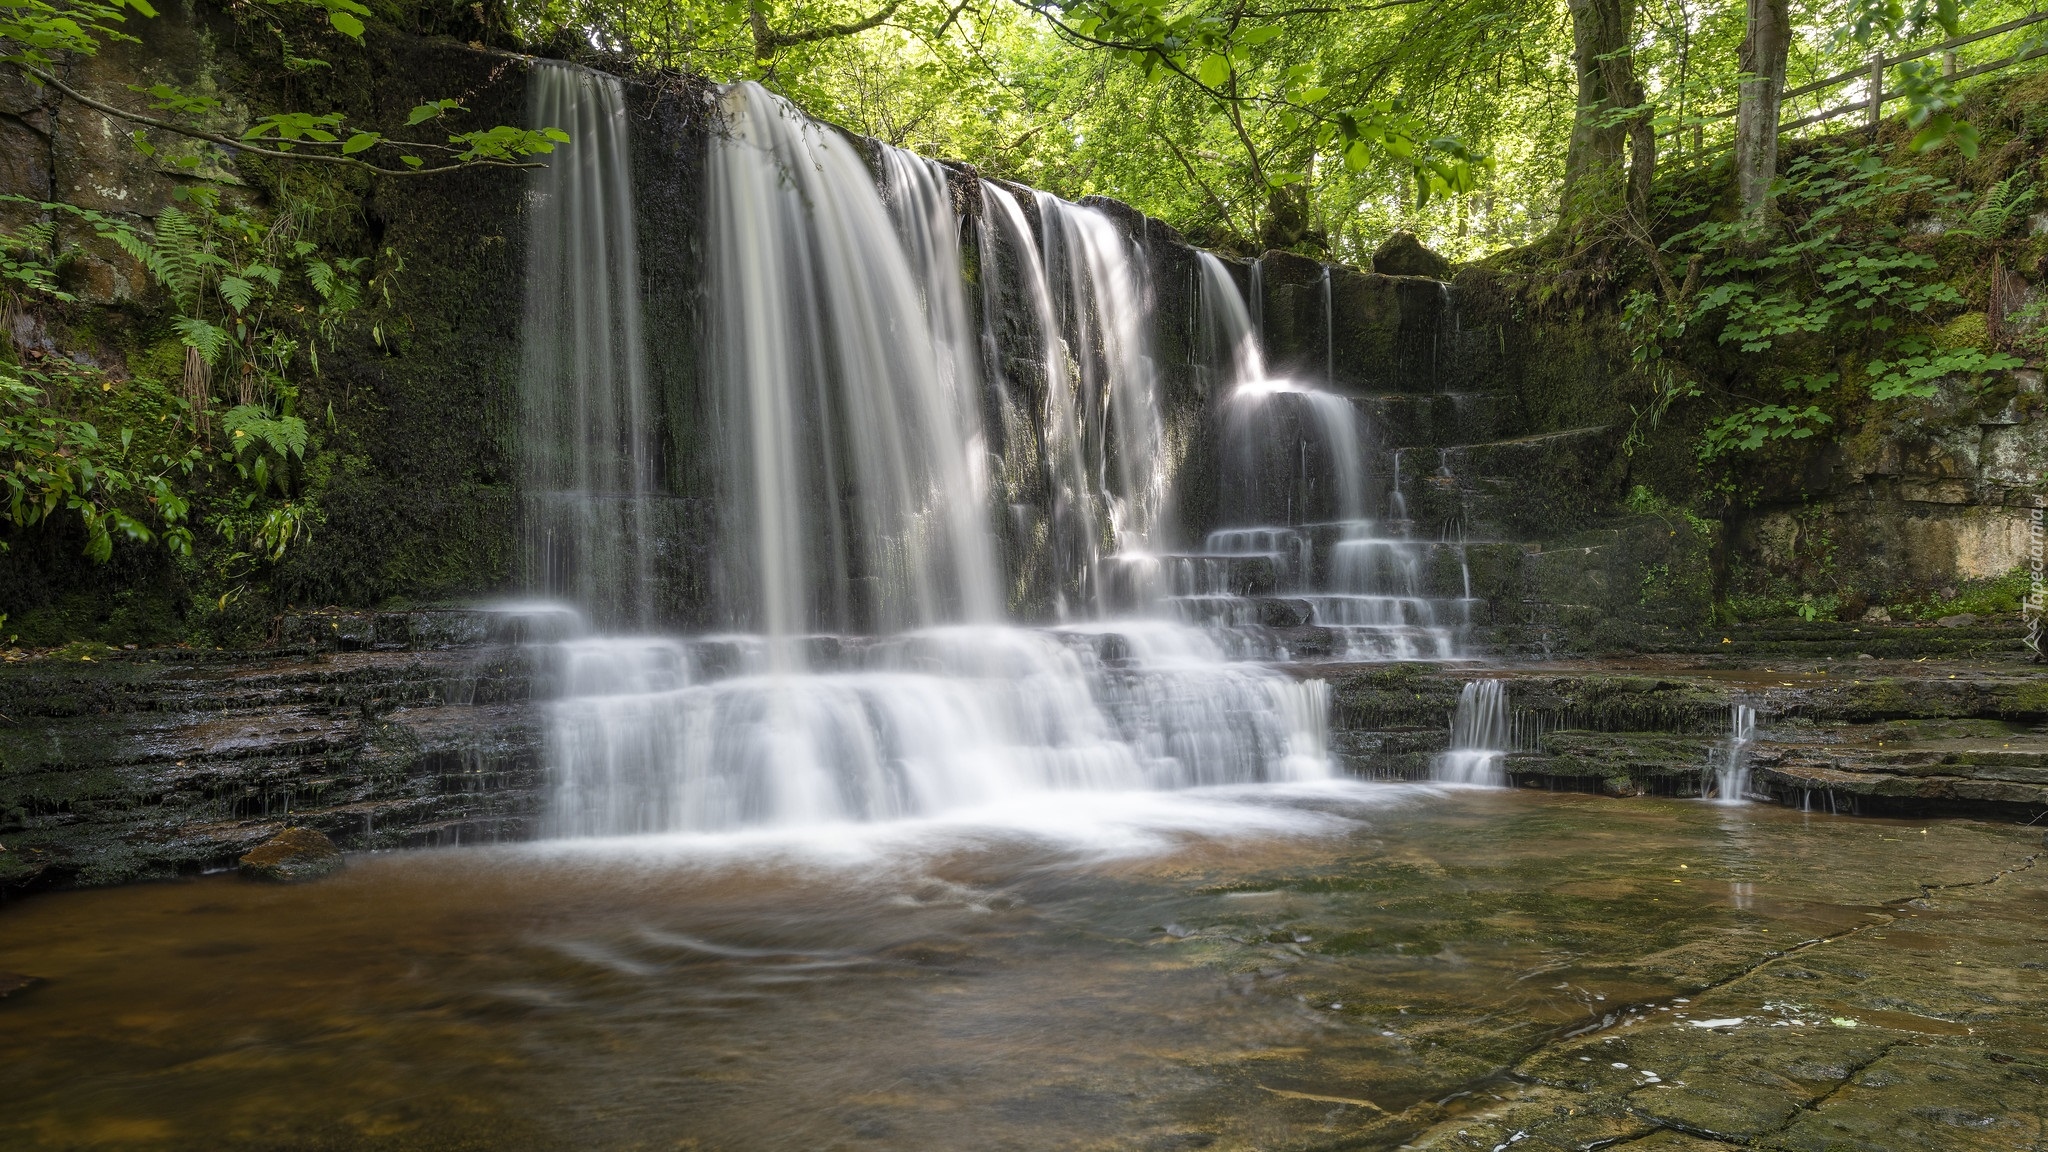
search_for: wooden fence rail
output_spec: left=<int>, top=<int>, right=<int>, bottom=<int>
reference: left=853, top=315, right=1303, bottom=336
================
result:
left=1663, top=9, right=2048, bottom=153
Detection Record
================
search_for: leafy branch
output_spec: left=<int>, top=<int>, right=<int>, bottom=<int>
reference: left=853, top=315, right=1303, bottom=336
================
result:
left=19, top=64, right=562, bottom=176
left=4, top=0, right=567, bottom=177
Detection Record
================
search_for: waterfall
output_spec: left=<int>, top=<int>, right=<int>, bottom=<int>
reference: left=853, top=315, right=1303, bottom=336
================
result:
left=1037, top=194, right=1171, bottom=573
left=1710, top=704, right=1758, bottom=803
left=538, top=83, right=1331, bottom=838
left=706, top=82, right=1001, bottom=648
left=519, top=62, right=655, bottom=629
left=1436, top=679, right=1511, bottom=786
left=1179, top=252, right=1460, bottom=660
left=978, top=184, right=1104, bottom=617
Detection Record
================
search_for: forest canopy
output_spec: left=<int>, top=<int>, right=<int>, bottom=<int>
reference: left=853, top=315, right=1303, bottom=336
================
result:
left=495, top=0, right=2048, bottom=261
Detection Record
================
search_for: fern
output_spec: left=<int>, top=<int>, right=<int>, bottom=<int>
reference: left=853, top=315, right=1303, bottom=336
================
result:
left=221, top=403, right=309, bottom=495
left=1957, top=176, right=2039, bottom=238
left=173, top=316, right=230, bottom=365
left=217, top=275, right=256, bottom=312
left=146, top=205, right=207, bottom=312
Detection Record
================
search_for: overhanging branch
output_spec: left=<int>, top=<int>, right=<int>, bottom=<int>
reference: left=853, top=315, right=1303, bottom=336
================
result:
left=15, top=63, right=545, bottom=178
left=748, top=0, right=905, bottom=58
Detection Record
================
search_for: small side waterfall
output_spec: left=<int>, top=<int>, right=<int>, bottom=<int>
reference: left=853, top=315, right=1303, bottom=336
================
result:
left=1436, top=679, right=1512, bottom=786
left=519, top=62, right=655, bottom=628
left=1710, top=704, right=1758, bottom=803
left=1174, top=252, right=1463, bottom=660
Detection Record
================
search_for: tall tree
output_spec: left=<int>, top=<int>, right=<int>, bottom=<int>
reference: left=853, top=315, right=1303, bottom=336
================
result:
left=1733, top=0, right=1791, bottom=226
left=1562, top=0, right=1653, bottom=220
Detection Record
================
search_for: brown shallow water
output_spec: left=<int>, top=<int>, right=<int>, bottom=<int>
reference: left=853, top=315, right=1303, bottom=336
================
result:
left=1, top=784, right=2041, bottom=1151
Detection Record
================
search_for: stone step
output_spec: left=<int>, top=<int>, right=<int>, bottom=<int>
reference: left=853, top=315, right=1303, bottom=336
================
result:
left=1354, top=391, right=1520, bottom=449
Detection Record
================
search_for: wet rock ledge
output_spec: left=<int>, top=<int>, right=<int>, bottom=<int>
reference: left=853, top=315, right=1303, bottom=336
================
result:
left=0, top=611, right=540, bottom=898
left=1322, top=634, right=2048, bottom=821
left=5, top=610, right=2044, bottom=898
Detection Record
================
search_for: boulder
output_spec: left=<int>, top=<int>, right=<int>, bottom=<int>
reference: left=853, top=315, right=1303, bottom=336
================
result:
left=1371, top=231, right=1452, bottom=279
left=238, top=827, right=343, bottom=882
left=1936, top=613, right=1980, bottom=627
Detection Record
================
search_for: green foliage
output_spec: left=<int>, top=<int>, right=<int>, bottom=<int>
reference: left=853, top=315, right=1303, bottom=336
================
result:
left=221, top=404, right=309, bottom=496
left=1863, top=337, right=2022, bottom=400
left=0, top=196, right=145, bottom=305
left=1634, top=144, right=2028, bottom=463
left=2004, top=296, right=2048, bottom=359
left=1884, top=568, right=2029, bottom=619
left=1698, top=404, right=1833, bottom=460
left=1052, top=0, right=1487, bottom=208
left=1951, top=173, right=2038, bottom=237
left=0, top=174, right=375, bottom=581
left=1896, top=59, right=1982, bottom=157
left=0, top=359, right=198, bottom=561
left=1671, top=149, right=1971, bottom=353
left=1618, top=288, right=1701, bottom=455
left=118, top=187, right=378, bottom=397
left=0, top=0, right=157, bottom=70
left=1622, top=484, right=1716, bottom=538
left=235, top=100, right=570, bottom=170
left=512, top=0, right=1548, bottom=257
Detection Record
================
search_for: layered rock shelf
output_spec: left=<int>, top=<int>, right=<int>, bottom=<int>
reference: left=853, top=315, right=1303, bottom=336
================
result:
left=2, top=613, right=2040, bottom=899
left=0, top=623, right=541, bottom=895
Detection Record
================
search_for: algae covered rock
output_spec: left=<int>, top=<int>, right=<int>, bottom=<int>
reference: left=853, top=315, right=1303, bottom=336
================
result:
left=238, top=827, right=343, bottom=883
left=1371, top=230, right=1452, bottom=279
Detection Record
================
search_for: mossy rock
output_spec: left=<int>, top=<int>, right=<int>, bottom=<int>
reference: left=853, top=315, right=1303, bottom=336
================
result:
left=238, top=826, right=343, bottom=882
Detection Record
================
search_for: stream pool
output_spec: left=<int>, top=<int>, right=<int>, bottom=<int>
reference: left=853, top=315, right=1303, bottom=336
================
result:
left=2, top=784, right=2042, bottom=1150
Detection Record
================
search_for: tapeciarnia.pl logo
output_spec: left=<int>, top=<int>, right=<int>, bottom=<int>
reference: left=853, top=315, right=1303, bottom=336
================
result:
left=2027, top=496, right=2045, bottom=662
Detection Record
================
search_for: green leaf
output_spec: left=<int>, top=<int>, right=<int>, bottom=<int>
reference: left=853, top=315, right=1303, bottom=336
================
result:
left=341, top=132, right=378, bottom=155
left=406, top=99, right=461, bottom=125
left=1197, top=54, right=1229, bottom=87
left=329, top=10, right=364, bottom=37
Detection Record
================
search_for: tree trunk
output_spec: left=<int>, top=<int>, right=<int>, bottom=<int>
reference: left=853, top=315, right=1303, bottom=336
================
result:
left=1733, top=0, right=1791, bottom=227
left=1563, top=0, right=1652, bottom=220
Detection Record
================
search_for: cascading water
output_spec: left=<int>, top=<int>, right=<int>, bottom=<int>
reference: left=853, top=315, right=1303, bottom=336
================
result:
left=1036, top=193, right=1175, bottom=611
left=537, top=81, right=1330, bottom=837
left=1710, top=703, right=1758, bottom=803
left=707, top=83, right=1001, bottom=644
left=519, top=62, right=656, bottom=628
left=977, top=184, right=1105, bottom=616
left=1435, top=679, right=1512, bottom=786
left=1179, top=252, right=1463, bottom=660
